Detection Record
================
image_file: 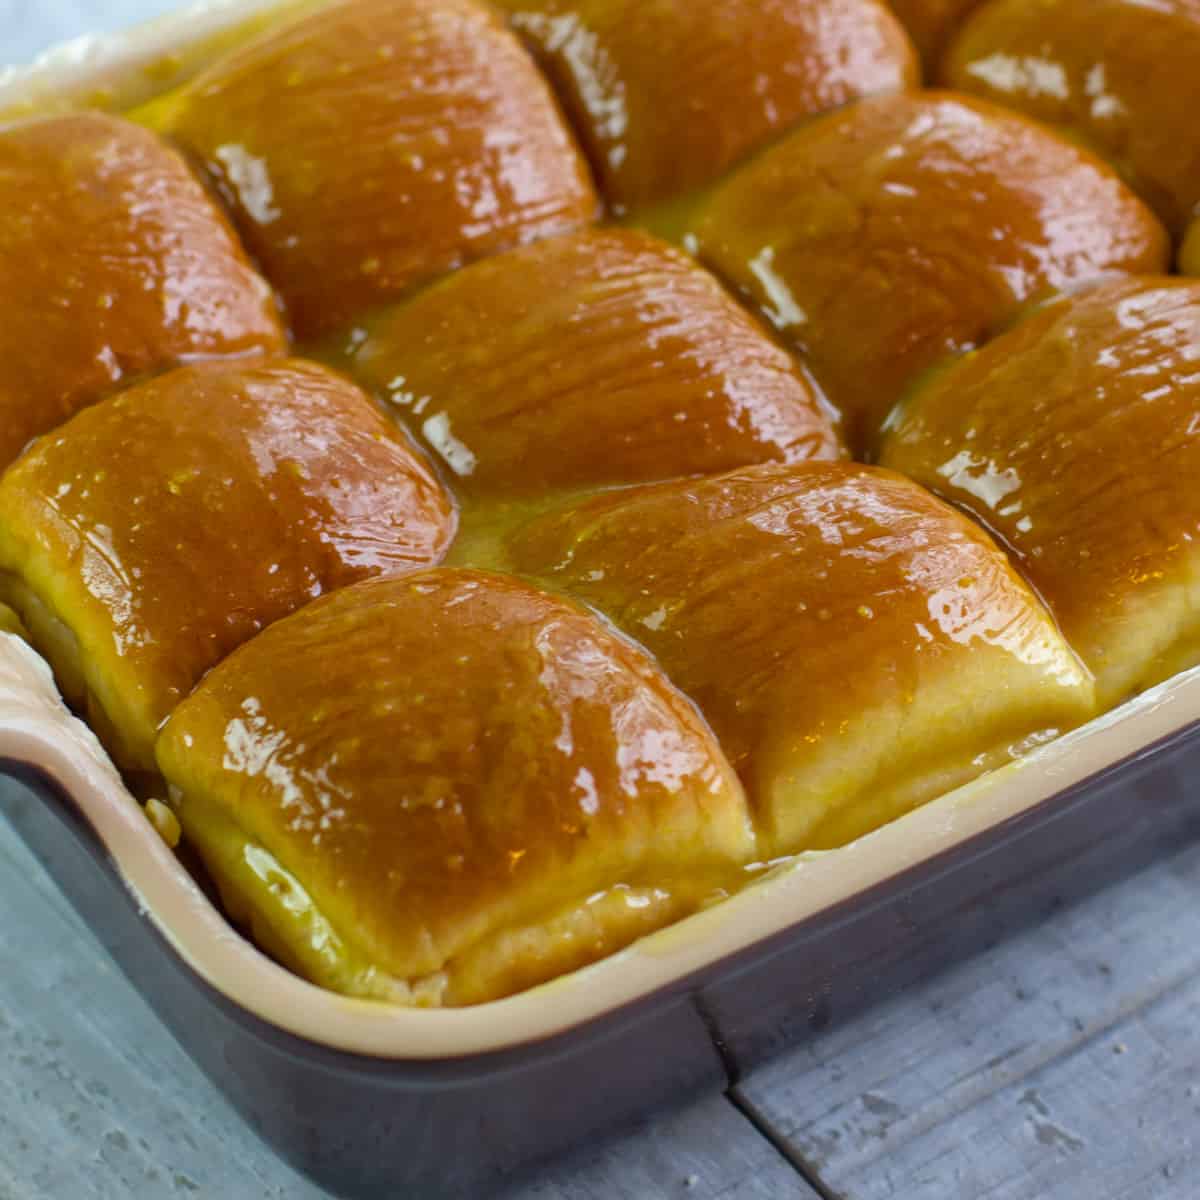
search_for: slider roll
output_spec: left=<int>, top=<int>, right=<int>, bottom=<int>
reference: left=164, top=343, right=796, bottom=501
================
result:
left=507, top=462, right=1094, bottom=855
left=494, top=0, right=918, bottom=213
left=944, top=0, right=1200, bottom=237
left=348, top=228, right=844, bottom=505
left=156, top=569, right=755, bottom=1006
left=695, top=91, right=1170, bottom=452
left=0, top=359, right=455, bottom=775
left=881, top=276, right=1200, bottom=708
left=149, top=0, right=600, bottom=337
left=0, top=112, right=284, bottom=470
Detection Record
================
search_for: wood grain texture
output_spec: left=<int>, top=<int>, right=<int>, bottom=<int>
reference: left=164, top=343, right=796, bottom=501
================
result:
left=510, top=1095, right=816, bottom=1200
left=0, top=806, right=329, bottom=1199
left=737, top=838, right=1200, bottom=1199
left=0, top=787, right=812, bottom=1199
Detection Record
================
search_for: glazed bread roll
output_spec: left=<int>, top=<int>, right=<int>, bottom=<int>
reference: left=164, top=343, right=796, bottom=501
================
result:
left=156, top=569, right=755, bottom=1006
left=886, top=0, right=983, bottom=66
left=694, top=91, right=1170, bottom=451
left=146, top=0, right=598, bottom=337
left=881, top=276, right=1200, bottom=709
left=504, top=463, right=1094, bottom=855
left=346, top=229, right=843, bottom=508
left=943, top=0, right=1200, bottom=236
left=0, top=112, right=284, bottom=470
left=494, top=0, right=917, bottom=214
left=0, top=359, right=454, bottom=776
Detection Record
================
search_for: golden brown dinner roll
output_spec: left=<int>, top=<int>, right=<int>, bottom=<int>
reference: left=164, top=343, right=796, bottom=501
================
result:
left=881, top=276, right=1200, bottom=709
left=147, top=0, right=598, bottom=338
left=156, top=569, right=754, bottom=1005
left=695, top=91, right=1170, bottom=452
left=346, top=229, right=843, bottom=507
left=505, top=463, right=1093, bottom=855
left=0, top=359, right=454, bottom=776
left=0, top=112, right=284, bottom=471
left=944, top=0, right=1200, bottom=236
left=887, top=0, right=983, bottom=67
left=494, top=0, right=917, bottom=214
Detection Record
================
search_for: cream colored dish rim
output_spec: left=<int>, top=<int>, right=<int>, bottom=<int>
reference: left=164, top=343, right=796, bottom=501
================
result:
left=2, top=1, right=1199, bottom=1061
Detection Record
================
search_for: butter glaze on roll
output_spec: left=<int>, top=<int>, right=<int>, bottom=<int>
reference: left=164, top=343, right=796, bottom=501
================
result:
left=0, top=359, right=455, bottom=775
left=347, top=229, right=843, bottom=505
left=695, top=91, right=1170, bottom=451
left=147, top=0, right=599, bottom=338
left=156, top=569, right=754, bottom=1006
left=506, top=463, right=1094, bottom=855
left=944, top=0, right=1200, bottom=237
left=494, top=0, right=918, bottom=213
left=0, top=112, right=284, bottom=470
left=881, top=277, right=1200, bottom=709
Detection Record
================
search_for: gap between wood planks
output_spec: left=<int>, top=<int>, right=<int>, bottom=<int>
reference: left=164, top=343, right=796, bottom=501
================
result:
left=730, top=837, right=1200, bottom=1200
left=728, top=1089, right=846, bottom=1200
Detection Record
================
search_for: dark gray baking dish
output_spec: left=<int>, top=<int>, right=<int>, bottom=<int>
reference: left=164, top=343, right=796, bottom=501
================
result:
left=3, top=616, right=1199, bottom=1198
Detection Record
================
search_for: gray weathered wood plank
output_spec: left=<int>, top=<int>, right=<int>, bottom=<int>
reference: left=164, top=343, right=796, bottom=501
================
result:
left=736, top=838, right=1200, bottom=1199
left=516, top=1096, right=816, bottom=1200
left=0, top=814, right=332, bottom=1200
left=0, top=814, right=812, bottom=1200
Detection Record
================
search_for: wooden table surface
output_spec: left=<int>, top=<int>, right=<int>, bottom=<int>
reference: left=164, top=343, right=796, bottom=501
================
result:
left=4, top=6, right=1200, bottom=1197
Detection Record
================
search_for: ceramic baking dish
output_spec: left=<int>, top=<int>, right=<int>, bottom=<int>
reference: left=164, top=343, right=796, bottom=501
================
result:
left=3, top=5, right=1200, bottom=1197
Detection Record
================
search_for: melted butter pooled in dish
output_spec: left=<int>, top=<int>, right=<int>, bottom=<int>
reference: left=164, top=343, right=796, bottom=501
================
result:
left=156, top=569, right=754, bottom=1007
left=345, top=228, right=844, bottom=508
left=492, top=0, right=917, bottom=214
left=142, top=0, right=599, bottom=338
left=0, top=112, right=285, bottom=471
left=0, top=359, right=455, bottom=776
left=943, top=0, right=1200, bottom=236
left=506, top=462, right=1094, bottom=856
left=0, top=604, right=27, bottom=641
left=695, top=91, right=1170, bottom=453
left=881, top=276, right=1200, bottom=708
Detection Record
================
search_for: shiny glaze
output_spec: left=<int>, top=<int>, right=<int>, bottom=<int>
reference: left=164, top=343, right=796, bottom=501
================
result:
left=881, top=276, right=1200, bottom=708
left=346, top=229, right=844, bottom=503
left=887, top=0, right=984, bottom=66
left=0, top=112, right=284, bottom=470
left=695, top=91, right=1170, bottom=452
left=0, top=359, right=455, bottom=774
left=494, top=0, right=918, bottom=214
left=943, top=0, right=1200, bottom=236
left=157, top=568, right=754, bottom=1006
left=147, top=0, right=599, bottom=339
left=506, top=462, right=1093, bottom=855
